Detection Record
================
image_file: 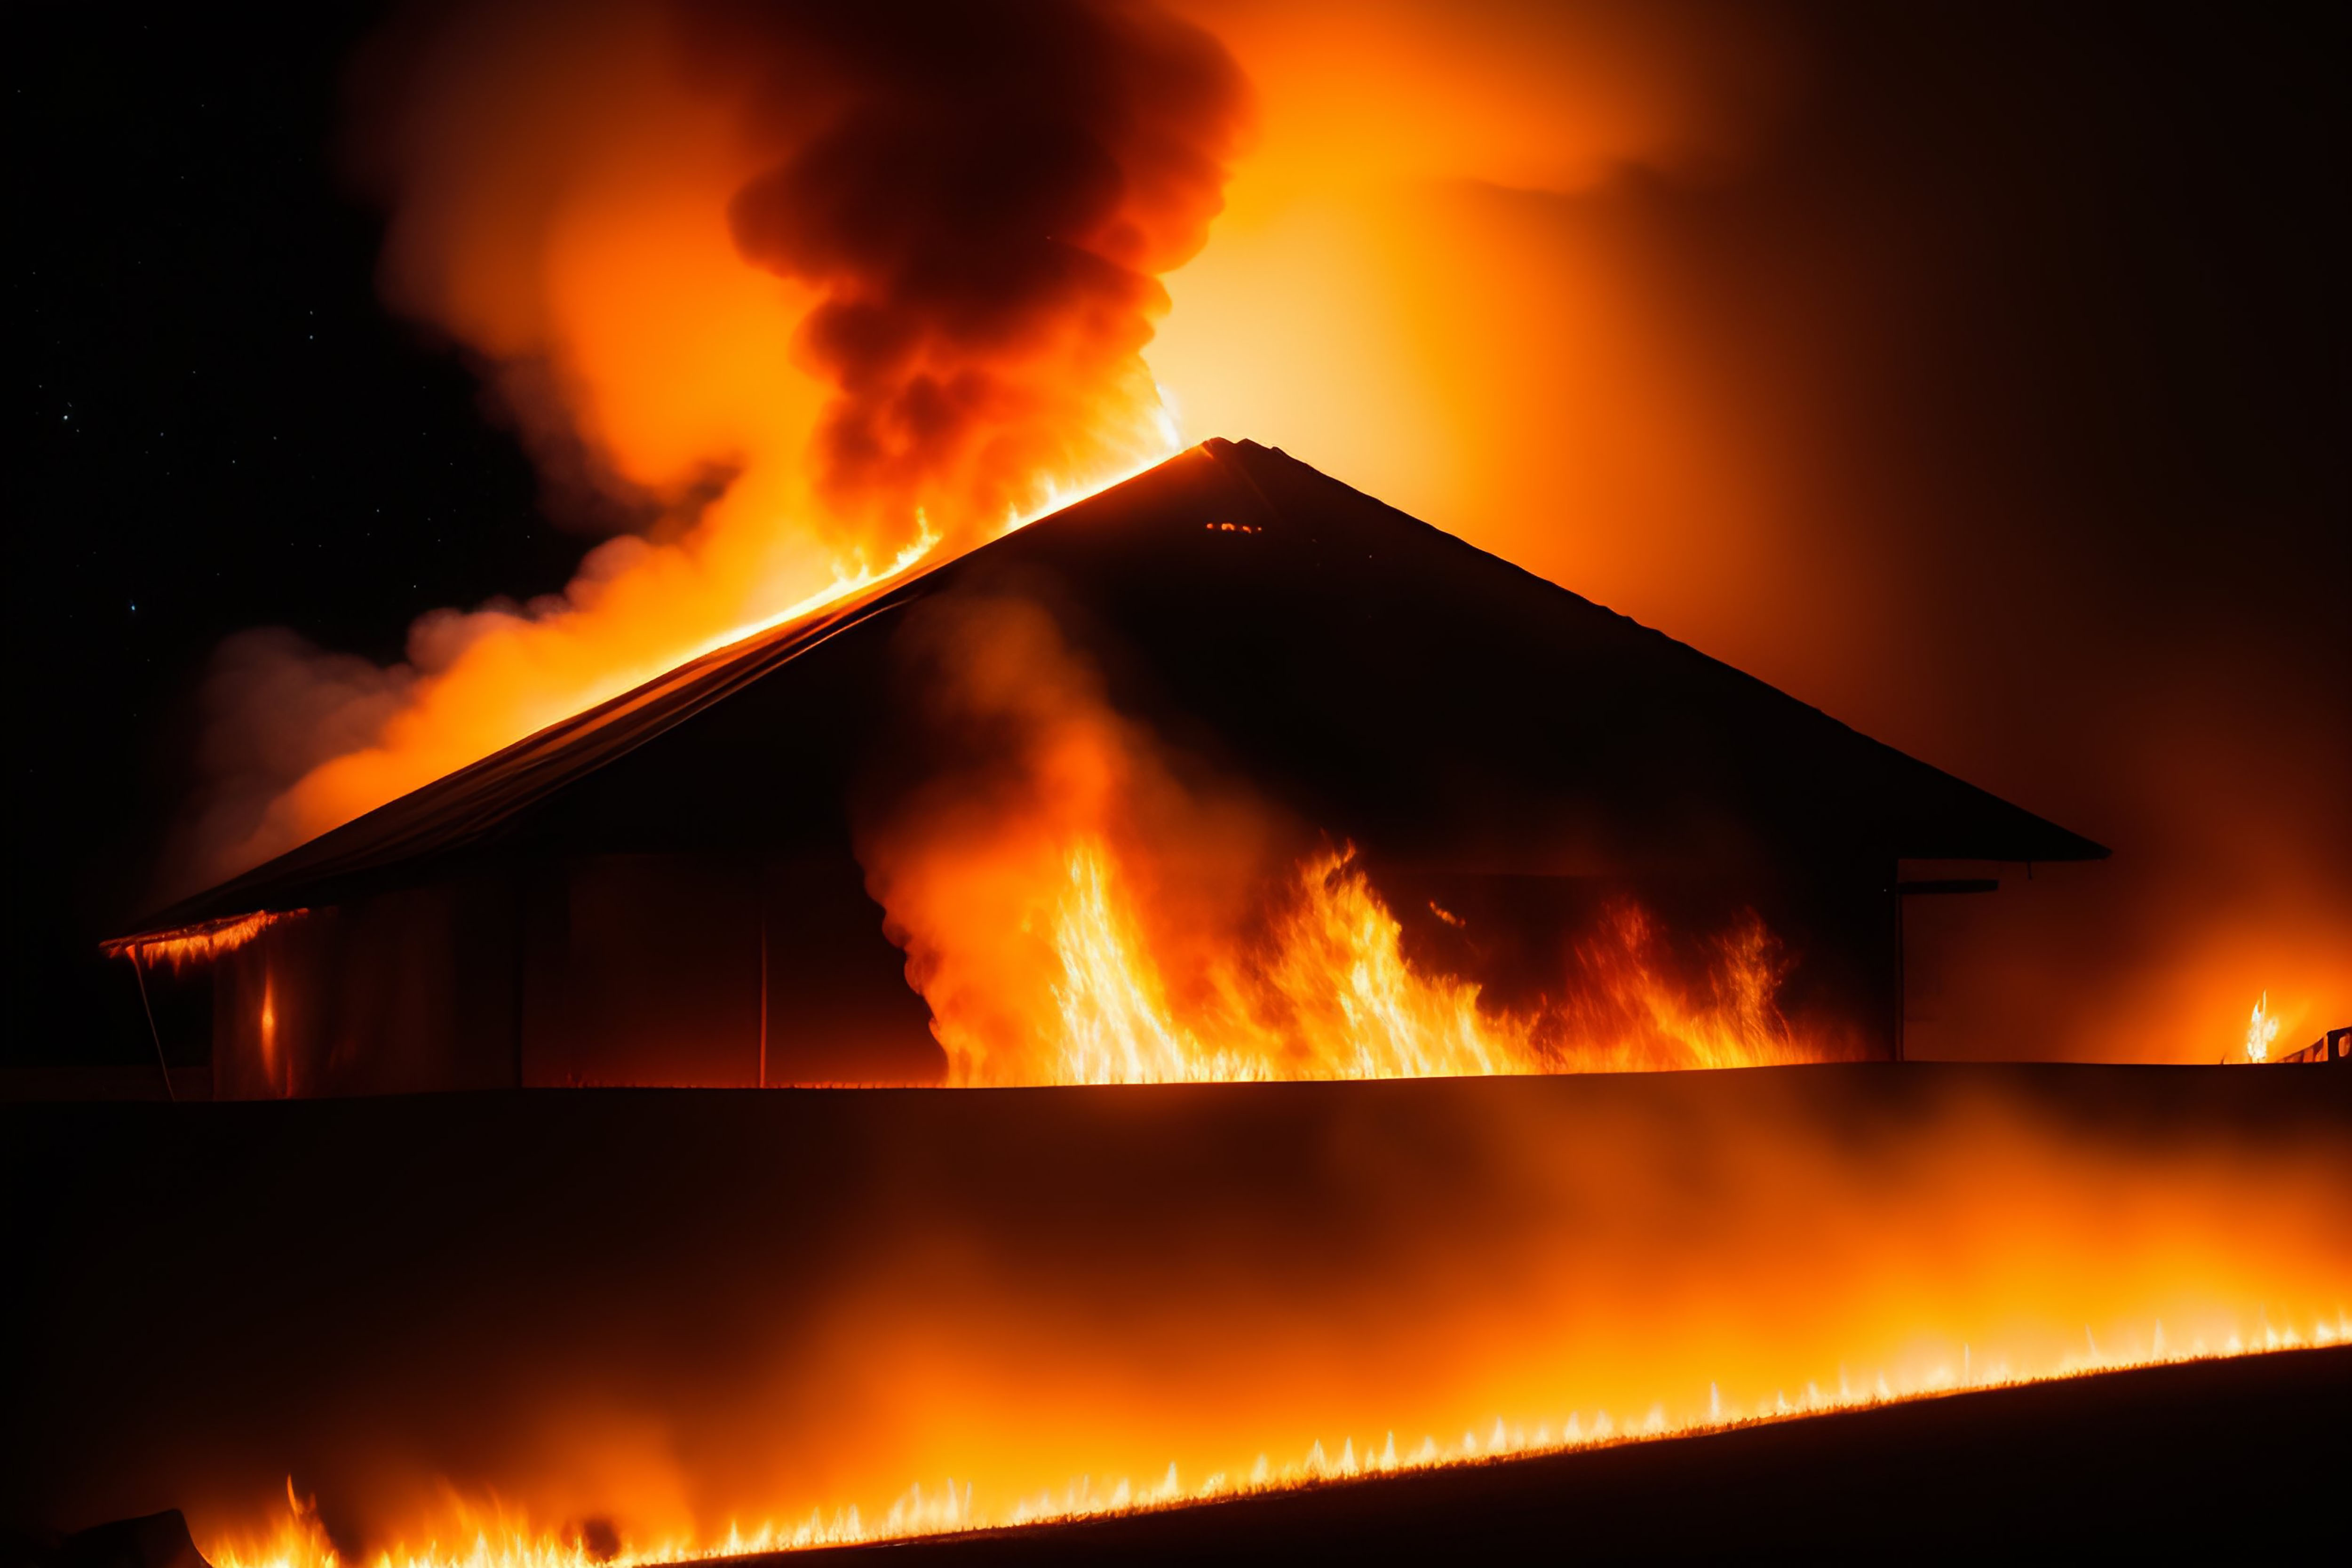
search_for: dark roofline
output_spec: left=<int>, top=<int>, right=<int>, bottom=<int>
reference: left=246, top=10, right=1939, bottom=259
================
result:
left=111, top=438, right=2106, bottom=946
left=1208, top=439, right=2109, bottom=867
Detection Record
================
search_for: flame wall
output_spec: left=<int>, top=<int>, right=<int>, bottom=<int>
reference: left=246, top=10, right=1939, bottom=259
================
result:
left=9, top=1067, right=2346, bottom=1552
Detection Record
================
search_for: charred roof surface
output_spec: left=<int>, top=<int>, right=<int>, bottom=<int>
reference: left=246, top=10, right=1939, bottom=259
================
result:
left=123, top=440, right=2104, bottom=940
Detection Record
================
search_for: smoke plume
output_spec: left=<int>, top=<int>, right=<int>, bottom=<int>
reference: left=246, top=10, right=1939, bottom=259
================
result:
left=708, top=0, right=1244, bottom=529
left=172, top=0, right=1247, bottom=891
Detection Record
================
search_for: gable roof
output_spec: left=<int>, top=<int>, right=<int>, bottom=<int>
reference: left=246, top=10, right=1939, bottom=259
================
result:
left=119, top=438, right=2104, bottom=942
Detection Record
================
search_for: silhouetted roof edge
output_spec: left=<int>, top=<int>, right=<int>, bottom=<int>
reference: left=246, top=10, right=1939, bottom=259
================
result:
left=1209, top=438, right=2110, bottom=867
left=112, top=439, right=2106, bottom=945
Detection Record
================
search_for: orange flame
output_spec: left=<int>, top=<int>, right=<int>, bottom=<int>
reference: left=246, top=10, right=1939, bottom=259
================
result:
left=858, top=589, right=1850, bottom=1086
left=1028, top=841, right=1821, bottom=1086
left=2243, top=992, right=2280, bottom=1062
left=102, top=909, right=305, bottom=971
left=199, top=1322, right=2345, bottom=1567
left=114, top=1034, right=2346, bottom=1564
left=184, top=0, right=1243, bottom=889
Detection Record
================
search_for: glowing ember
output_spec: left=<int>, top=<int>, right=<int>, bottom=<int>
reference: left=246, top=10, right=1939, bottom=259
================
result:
left=2244, top=993, right=2280, bottom=1062
left=101, top=909, right=305, bottom=972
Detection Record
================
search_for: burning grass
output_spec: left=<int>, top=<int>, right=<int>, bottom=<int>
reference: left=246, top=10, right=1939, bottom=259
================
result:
left=17, top=1067, right=2327, bottom=1568
left=204, top=1321, right=2348, bottom=1566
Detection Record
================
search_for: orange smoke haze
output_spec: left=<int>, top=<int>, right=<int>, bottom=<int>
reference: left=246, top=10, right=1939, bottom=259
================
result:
left=1145, top=1, right=2349, bottom=1063
left=181, top=0, right=1246, bottom=887
left=22, top=1072, right=2339, bottom=1560
left=177, top=0, right=2344, bottom=1063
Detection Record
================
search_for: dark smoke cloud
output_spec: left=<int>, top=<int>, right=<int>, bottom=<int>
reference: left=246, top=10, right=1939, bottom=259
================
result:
left=143, top=0, right=1250, bottom=894
left=697, top=0, right=1250, bottom=529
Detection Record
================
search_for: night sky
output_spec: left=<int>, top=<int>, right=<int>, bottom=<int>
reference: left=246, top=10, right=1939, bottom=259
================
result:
left=13, top=3, right=2345, bottom=1067
left=17, top=9, right=579, bottom=1061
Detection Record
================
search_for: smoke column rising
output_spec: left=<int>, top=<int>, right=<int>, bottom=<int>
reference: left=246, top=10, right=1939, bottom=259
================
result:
left=173, top=0, right=1247, bottom=891
left=711, top=0, right=1244, bottom=528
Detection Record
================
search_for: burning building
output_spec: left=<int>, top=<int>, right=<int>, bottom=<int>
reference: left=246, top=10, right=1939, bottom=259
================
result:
left=111, top=439, right=2102, bottom=1095
left=23, top=4, right=2345, bottom=1557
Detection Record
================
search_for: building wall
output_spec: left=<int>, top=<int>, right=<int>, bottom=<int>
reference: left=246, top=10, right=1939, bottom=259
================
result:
left=212, top=879, right=522, bottom=1098
left=205, top=840, right=1898, bottom=1098
left=210, top=851, right=944, bottom=1098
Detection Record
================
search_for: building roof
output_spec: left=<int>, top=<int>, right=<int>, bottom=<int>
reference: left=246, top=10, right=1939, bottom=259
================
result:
left=119, top=438, right=2105, bottom=942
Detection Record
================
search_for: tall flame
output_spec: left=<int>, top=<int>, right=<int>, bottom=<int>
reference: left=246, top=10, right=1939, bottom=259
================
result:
left=858, top=589, right=1850, bottom=1086
left=2243, top=992, right=2279, bottom=1062
left=1037, top=841, right=1819, bottom=1087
